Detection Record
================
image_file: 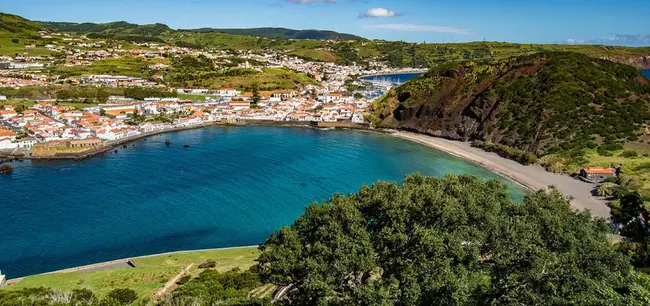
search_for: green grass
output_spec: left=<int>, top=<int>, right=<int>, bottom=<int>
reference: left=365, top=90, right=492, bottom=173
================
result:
left=6, top=247, right=260, bottom=299
left=288, top=48, right=338, bottom=62
left=177, top=93, right=213, bottom=101
left=2, top=99, right=97, bottom=111
left=49, top=58, right=167, bottom=78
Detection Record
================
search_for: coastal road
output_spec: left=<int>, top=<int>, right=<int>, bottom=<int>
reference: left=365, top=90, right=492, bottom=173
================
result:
left=394, top=132, right=611, bottom=219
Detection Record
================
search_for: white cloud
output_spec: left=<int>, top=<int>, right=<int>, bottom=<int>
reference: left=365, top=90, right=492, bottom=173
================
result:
left=360, top=8, right=399, bottom=18
left=566, top=34, right=650, bottom=46
left=363, top=23, right=475, bottom=35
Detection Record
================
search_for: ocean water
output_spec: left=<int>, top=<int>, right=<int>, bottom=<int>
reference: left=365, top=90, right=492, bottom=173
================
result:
left=362, top=72, right=423, bottom=84
left=643, top=70, right=650, bottom=79
left=0, top=127, right=526, bottom=278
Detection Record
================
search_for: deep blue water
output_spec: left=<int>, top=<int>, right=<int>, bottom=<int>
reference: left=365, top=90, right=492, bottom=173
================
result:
left=362, top=72, right=423, bottom=84
left=0, top=127, right=526, bottom=278
left=643, top=70, right=650, bottom=79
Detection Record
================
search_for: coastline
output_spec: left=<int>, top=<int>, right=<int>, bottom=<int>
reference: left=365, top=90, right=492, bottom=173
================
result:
left=390, top=131, right=611, bottom=218
left=3, top=127, right=614, bottom=283
left=5, top=245, right=258, bottom=285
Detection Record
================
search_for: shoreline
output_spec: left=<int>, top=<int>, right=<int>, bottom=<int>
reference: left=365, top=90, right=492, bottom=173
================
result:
left=5, top=245, right=258, bottom=284
left=3, top=127, right=612, bottom=283
left=390, top=131, right=611, bottom=218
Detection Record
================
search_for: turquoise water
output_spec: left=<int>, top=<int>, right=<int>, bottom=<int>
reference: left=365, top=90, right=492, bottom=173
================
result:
left=643, top=70, right=650, bottom=79
left=362, top=72, right=423, bottom=84
left=0, top=127, right=526, bottom=278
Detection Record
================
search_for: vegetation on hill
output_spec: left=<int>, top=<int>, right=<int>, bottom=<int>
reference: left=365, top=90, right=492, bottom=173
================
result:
left=163, top=55, right=318, bottom=90
left=373, top=52, right=650, bottom=158
left=184, top=27, right=364, bottom=41
left=0, top=13, right=44, bottom=37
left=256, top=173, right=650, bottom=305
left=37, top=21, right=171, bottom=36
left=31, top=16, right=650, bottom=68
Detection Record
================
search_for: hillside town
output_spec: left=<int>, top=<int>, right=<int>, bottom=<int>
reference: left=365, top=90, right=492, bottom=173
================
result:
left=0, top=31, right=422, bottom=156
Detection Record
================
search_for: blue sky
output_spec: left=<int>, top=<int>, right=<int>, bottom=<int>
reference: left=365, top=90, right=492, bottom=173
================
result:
left=3, top=0, right=650, bottom=45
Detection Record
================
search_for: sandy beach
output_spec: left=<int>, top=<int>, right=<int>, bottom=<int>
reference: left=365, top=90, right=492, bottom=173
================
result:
left=392, top=131, right=611, bottom=219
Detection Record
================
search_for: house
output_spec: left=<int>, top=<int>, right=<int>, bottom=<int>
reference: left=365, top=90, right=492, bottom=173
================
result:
left=580, top=167, right=616, bottom=183
left=0, top=128, right=17, bottom=142
left=352, top=113, right=364, bottom=123
left=228, top=101, right=251, bottom=111
left=0, top=137, right=16, bottom=150
left=17, top=137, right=37, bottom=148
left=0, top=270, right=5, bottom=287
left=0, top=109, right=17, bottom=119
left=217, top=87, right=238, bottom=97
left=96, top=129, right=124, bottom=141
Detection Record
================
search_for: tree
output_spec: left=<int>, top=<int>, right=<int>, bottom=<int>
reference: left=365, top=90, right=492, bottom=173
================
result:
left=257, top=174, right=638, bottom=305
left=612, top=192, right=650, bottom=267
left=11, top=38, right=19, bottom=44
left=251, top=82, right=261, bottom=104
left=107, top=288, right=137, bottom=305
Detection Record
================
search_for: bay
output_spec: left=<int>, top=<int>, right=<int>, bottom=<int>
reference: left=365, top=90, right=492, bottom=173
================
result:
left=0, top=126, right=526, bottom=278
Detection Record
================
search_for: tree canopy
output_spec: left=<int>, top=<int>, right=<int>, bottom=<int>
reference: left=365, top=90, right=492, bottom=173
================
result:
left=257, top=174, right=646, bottom=305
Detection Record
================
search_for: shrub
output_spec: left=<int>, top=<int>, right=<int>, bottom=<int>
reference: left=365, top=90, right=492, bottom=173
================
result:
left=177, top=275, right=191, bottom=285
left=198, top=259, right=217, bottom=269
left=621, top=150, right=639, bottom=158
left=71, top=288, right=95, bottom=302
left=107, top=288, right=137, bottom=305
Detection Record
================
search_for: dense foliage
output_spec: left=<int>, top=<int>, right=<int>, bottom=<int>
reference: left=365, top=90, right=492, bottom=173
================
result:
left=257, top=173, right=646, bottom=305
left=374, top=52, right=650, bottom=159
left=162, top=268, right=265, bottom=306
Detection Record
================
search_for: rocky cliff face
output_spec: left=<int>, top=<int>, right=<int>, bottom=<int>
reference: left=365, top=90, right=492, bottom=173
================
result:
left=372, top=52, right=650, bottom=155
left=600, top=55, right=650, bottom=69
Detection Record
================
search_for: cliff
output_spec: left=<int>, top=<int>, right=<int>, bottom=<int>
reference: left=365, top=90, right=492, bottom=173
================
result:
left=372, top=52, right=650, bottom=156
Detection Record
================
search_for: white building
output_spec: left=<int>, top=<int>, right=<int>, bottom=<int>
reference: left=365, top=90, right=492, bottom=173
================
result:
left=17, top=138, right=37, bottom=148
left=96, top=129, right=124, bottom=141
left=352, top=113, right=364, bottom=123
left=217, top=88, right=238, bottom=97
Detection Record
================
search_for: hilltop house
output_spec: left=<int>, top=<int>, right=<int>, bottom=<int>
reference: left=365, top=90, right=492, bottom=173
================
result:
left=0, top=270, right=6, bottom=287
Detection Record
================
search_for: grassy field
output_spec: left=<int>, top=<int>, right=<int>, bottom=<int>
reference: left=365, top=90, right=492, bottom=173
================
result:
left=171, top=67, right=318, bottom=90
left=7, top=247, right=260, bottom=299
left=49, top=58, right=166, bottom=78
left=288, top=48, right=338, bottom=62
left=0, top=35, right=53, bottom=56
left=2, top=99, right=97, bottom=111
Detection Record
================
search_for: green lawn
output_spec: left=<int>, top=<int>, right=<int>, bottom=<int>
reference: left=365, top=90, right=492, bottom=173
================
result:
left=6, top=247, right=260, bottom=299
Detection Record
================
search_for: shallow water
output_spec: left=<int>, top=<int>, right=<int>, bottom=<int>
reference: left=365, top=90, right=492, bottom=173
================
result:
left=0, top=126, right=526, bottom=278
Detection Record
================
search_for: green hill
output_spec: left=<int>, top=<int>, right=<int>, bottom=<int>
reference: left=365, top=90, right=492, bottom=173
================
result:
left=0, top=13, right=44, bottom=37
left=372, top=52, right=650, bottom=157
left=186, top=27, right=364, bottom=40
left=38, top=20, right=363, bottom=41
left=37, top=21, right=171, bottom=36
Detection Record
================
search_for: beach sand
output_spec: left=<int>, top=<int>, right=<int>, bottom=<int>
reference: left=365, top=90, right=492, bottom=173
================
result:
left=392, top=131, right=611, bottom=219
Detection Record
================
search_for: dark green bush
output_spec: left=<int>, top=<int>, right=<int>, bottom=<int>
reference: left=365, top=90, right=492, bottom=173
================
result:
left=106, top=288, right=137, bottom=305
left=198, top=259, right=217, bottom=269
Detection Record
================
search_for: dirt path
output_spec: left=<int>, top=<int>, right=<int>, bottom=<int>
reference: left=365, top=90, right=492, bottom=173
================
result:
left=155, top=263, right=193, bottom=299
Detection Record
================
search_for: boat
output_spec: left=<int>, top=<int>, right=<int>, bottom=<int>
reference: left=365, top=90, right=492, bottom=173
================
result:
left=0, top=164, right=13, bottom=175
left=165, top=139, right=171, bottom=145
left=183, top=144, right=191, bottom=148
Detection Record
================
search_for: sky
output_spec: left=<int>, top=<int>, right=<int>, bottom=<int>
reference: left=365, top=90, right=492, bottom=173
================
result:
left=2, top=0, right=650, bottom=46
